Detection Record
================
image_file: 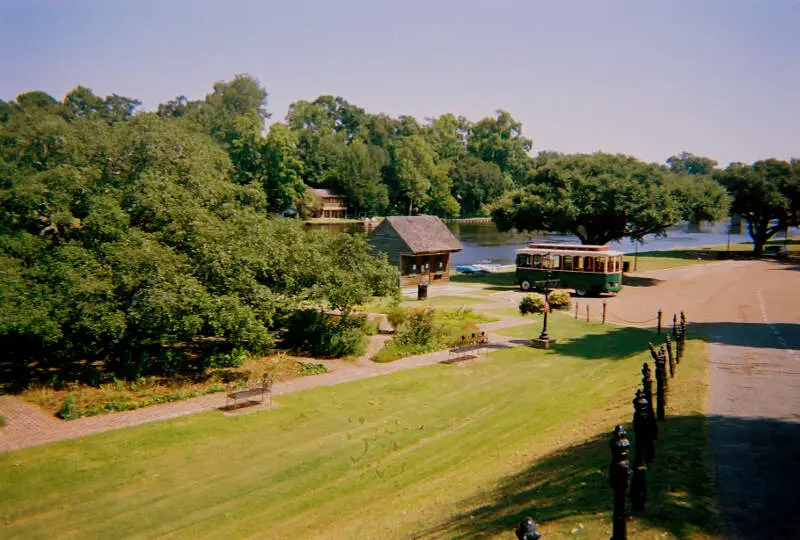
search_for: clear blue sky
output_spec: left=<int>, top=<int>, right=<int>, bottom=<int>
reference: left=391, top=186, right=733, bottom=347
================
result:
left=2, top=0, right=798, bottom=166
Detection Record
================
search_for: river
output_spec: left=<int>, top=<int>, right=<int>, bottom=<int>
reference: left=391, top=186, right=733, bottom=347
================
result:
left=307, top=220, right=794, bottom=266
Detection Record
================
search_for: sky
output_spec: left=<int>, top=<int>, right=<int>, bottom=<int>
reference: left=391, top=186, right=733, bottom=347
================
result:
left=1, top=0, right=798, bottom=167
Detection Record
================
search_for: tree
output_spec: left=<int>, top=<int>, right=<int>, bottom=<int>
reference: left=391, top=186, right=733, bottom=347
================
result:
left=424, top=113, right=469, bottom=163
left=666, top=152, right=718, bottom=176
left=468, top=110, right=533, bottom=183
left=715, top=159, right=796, bottom=254
left=449, top=156, right=511, bottom=216
left=324, top=139, right=388, bottom=216
left=385, top=135, right=435, bottom=214
left=491, top=153, right=689, bottom=244
left=262, top=123, right=306, bottom=212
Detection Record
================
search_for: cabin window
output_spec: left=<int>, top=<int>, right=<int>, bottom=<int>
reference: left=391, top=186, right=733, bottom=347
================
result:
left=436, top=257, right=445, bottom=272
left=517, top=254, right=531, bottom=267
left=583, top=257, right=594, bottom=272
left=575, top=256, right=584, bottom=271
left=597, top=257, right=607, bottom=273
left=563, top=256, right=573, bottom=271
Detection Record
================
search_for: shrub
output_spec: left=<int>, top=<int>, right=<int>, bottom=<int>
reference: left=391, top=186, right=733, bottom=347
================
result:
left=282, top=310, right=369, bottom=358
left=298, top=362, right=329, bottom=376
left=385, top=304, right=410, bottom=331
left=519, top=294, right=544, bottom=315
left=398, top=308, right=438, bottom=347
left=57, top=393, right=78, bottom=420
left=547, top=290, right=571, bottom=311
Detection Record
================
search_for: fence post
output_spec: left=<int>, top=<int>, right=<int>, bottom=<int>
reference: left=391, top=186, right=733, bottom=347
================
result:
left=586, top=304, right=590, bottom=323
left=657, top=309, right=662, bottom=335
left=680, top=311, right=687, bottom=358
left=672, top=314, right=677, bottom=337
left=575, top=302, right=579, bottom=320
left=655, top=348, right=667, bottom=420
left=603, top=302, right=607, bottom=325
left=641, top=362, right=658, bottom=462
left=631, top=389, right=649, bottom=512
left=665, top=335, right=675, bottom=377
left=675, top=327, right=683, bottom=362
left=609, top=425, right=631, bottom=540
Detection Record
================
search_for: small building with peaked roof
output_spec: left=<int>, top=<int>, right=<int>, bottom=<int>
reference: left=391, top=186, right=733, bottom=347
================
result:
left=369, top=215, right=463, bottom=287
left=310, top=188, right=348, bottom=219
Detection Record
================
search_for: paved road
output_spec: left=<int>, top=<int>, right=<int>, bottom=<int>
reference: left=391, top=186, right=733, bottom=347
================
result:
left=588, top=259, right=800, bottom=539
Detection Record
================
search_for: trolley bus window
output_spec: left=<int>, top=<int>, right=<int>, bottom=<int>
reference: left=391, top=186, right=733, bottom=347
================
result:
left=583, top=256, right=593, bottom=272
left=598, top=257, right=607, bottom=273
left=517, top=253, right=531, bottom=267
left=533, top=254, right=542, bottom=268
left=563, top=256, right=573, bottom=271
left=549, top=255, right=561, bottom=269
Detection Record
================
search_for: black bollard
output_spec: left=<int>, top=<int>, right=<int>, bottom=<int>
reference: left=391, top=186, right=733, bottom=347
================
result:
left=655, top=349, right=667, bottom=420
left=665, top=335, right=675, bottom=376
left=631, top=390, right=649, bottom=512
left=672, top=313, right=677, bottom=337
left=609, top=425, right=631, bottom=540
left=680, top=311, right=687, bottom=356
left=641, top=363, right=658, bottom=462
left=514, top=517, right=542, bottom=540
left=675, top=327, right=683, bottom=362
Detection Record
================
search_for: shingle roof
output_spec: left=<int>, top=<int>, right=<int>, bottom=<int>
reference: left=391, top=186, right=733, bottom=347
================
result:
left=311, top=188, right=345, bottom=198
left=385, top=215, right=463, bottom=254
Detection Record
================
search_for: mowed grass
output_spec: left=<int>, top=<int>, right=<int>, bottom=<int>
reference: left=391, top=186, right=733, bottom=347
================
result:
left=0, top=320, right=716, bottom=539
left=400, top=294, right=484, bottom=308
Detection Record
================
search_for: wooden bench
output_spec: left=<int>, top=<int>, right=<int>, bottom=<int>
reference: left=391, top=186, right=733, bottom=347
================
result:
left=226, top=375, right=273, bottom=409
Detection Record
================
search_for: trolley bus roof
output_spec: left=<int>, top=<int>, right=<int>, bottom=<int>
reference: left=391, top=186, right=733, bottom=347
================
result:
left=516, top=246, right=624, bottom=257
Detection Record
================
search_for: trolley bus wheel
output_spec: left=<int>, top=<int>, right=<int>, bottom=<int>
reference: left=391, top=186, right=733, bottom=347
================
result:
left=520, top=280, right=532, bottom=291
left=574, top=288, right=587, bottom=297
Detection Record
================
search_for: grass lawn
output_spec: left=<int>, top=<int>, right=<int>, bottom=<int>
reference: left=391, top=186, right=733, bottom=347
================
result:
left=627, top=238, right=800, bottom=272
left=400, top=294, right=484, bottom=308
left=0, top=320, right=716, bottom=539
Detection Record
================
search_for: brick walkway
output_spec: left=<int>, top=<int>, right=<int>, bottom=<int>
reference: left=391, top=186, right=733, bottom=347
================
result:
left=0, top=303, right=534, bottom=453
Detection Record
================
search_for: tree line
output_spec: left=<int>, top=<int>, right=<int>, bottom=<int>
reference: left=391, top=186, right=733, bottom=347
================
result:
left=2, top=74, right=798, bottom=385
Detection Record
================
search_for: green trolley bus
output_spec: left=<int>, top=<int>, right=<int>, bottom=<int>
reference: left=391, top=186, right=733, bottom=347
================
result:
left=515, top=243, right=623, bottom=296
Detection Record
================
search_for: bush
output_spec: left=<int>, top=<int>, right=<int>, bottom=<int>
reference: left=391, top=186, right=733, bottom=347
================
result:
left=547, top=290, right=571, bottom=310
left=519, top=294, right=544, bottom=315
left=57, top=393, right=78, bottom=420
left=298, top=362, right=329, bottom=376
left=282, top=310, right=370, bottom=358
left=398, top=308, right=438, bottom=347
left=385, top=304, right=410, bottom=331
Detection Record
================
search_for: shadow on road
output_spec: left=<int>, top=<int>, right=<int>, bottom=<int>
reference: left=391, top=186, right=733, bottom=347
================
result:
left=691, top=322, right=800, bottom=350
left=622, top=275, right=663, bottom=287
left=708, top=415, right=800, bottom=539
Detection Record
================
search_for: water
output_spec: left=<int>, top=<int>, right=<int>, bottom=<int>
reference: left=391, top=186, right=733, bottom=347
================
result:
left=306, top=220, right=794, bottom=266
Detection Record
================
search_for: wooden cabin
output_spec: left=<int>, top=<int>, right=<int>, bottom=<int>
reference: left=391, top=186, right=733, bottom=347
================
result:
left=311, top=188, right=348, bottom=219
left=369, top=216, right=463, bottom=287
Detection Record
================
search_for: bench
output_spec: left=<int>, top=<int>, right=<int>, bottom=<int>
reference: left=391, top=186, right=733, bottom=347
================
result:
left=226, top=375, right=273, bottom=409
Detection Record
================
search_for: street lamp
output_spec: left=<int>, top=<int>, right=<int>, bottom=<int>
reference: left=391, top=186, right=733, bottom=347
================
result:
left=539, top=270, right=551, bottom=341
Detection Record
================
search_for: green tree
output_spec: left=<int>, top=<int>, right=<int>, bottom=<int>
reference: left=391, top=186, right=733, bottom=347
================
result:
left=666, top=152, right=718, bottom=176
left=449, top=156, right=511, bottom=216
left=262, top=123, right=306, bottom=211
left=491, top=153, right=688, bottom=244
left=325, top=139, right=388, bottom=216
left=468, top=110, right=533, bottom=183
left=715, top=159, right=796, bottom=254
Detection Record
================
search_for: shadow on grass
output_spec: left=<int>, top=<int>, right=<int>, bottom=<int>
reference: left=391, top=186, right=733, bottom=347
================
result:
left=690, top=322, right=800, bottom=350
left=553, top=325, right=658, bottom=360
left=622, top=275, right=663, bottom=287
left=416, top=414, right=722, bottom=539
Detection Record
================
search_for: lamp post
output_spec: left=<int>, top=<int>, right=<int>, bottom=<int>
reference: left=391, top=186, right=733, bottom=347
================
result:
left=539, top=270, right=551, bottom=341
